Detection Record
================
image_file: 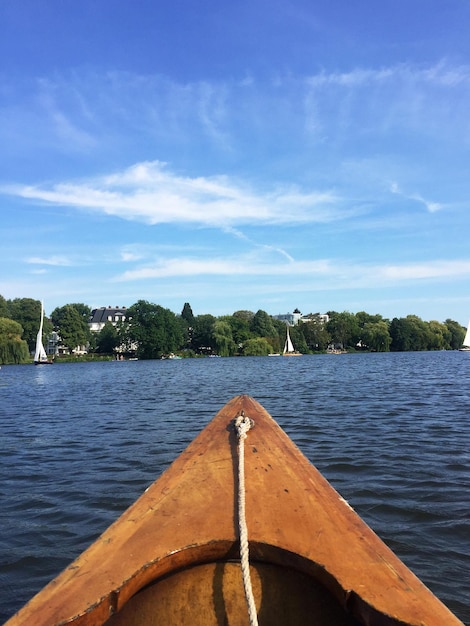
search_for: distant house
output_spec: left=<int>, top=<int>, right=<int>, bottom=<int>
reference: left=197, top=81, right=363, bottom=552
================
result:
left=89, top=306, right=128, bottom=332
left=46, top=330, right=87, bottom=356
left=46, top=331, right=60, bottom=356
left=273, top=312, right=303, bottom=326
left=272, top=312, right=330, bottom=326
left=300, top=313, right=330, bottom=325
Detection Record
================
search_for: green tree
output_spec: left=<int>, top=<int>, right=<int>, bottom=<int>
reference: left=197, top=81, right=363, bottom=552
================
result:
left=243, top=337, right=273, bottom=356
left=300, top=315, right=331, bottom=351
left=191, top=314, right=216, bottom=353
left=233, top=310, right=254, bottom=323
left=361, top=321, right=391, bottom=352
left=444, top=319, right=466, bottom=350
left=8, top=298, right=45, bottom=351
left=326, top=311, right=360, bottom=350
left=51, top=305, right=90, bottom=353
left=412, top=315, right=434, bottom=350
left=250, top=309, right=277, bottom=338
left=389, top=317, right=412, bottom=351
left=68, top=303, right=92, bottom=321
left=181, top=302, right=195, bottom=326
left=251, top=310, right=285, bottom=353
left=390, top=315, right=431, bottom=351
left=355, top=311, right=384, bottom=328
left=0, top=295, right=9, bottom=318
left=427, top=320, right=451, bottom=351
left=222, top=315, right=253, bottom=350
left=179, top=303, right=195, bottom=349
left=212, top=320, right=236, bottom=356
left=96, top=321, right=119, bottom=354
left=121, top=300, right=183, bottom=359
left=0, top=318, right=30, bottom=364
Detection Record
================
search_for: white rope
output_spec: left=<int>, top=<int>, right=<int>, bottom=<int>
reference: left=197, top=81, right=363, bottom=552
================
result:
left=235, top=412, right=259, bottom=626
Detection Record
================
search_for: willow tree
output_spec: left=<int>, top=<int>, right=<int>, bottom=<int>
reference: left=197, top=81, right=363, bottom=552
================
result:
left=243, top=337, right=272, bottom=356
left=0, top=318, right=29, bottom=364
left=212, top=320, right=236, bottom=356
left=361, top=321, right=391, bottom=352
left=220, top=315, right=253, bottom=350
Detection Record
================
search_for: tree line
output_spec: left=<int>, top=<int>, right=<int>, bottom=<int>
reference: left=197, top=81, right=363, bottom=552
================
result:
left=0, top=295, right=466, bottom=364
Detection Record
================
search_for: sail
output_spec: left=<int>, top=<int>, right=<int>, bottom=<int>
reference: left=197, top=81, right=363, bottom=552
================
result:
left=34, top=302, right=48, bottom=363
left=463, top=321, right=470, bottom=348
left=283, top=327, right=295, bottom=354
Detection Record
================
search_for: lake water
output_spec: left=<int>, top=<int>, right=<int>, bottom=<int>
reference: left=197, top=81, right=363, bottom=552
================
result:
left=0, top=352, right=469, bottom=624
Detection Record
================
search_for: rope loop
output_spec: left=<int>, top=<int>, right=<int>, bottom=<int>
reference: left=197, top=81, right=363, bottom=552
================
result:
left=235, top=411, right=254, bottom=441
left=234, top=411, right=258, bottom=626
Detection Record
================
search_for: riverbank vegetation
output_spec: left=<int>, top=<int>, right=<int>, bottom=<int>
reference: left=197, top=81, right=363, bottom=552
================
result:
left=0, top=295, right=466, bottom=364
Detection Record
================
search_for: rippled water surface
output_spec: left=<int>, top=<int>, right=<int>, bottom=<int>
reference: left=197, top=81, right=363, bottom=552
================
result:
left=1, top=352, right=469, bottom=623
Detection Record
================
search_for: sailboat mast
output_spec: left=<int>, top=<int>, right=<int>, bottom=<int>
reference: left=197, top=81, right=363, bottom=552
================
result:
left=38, top=301, right=44, bottom=338
left=34, top=301, right=50, bottom=363
left=283, top=324, right=302, bottom=356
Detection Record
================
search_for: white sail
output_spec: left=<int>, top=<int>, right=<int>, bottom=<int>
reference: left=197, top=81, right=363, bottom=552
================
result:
left=34, top=302, right=49, bottom=363
left=283, top=326, right=295, bottom=354
left=462, top=320, right=470, bottom=349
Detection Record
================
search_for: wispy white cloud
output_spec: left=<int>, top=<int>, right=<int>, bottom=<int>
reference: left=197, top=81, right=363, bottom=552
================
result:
left=306, top=66, right=397, bottom=88
left=378, top=259, right=470, bottom=280
left=302, top=61, right=470, bottom=146
left=4, top=161, right=345, bottom=227
left=36, top=78, right=97, bottom=151
left=120, top=249, right=143, bottom=262
left=2, top=60, right=469, bottom=183
left=26, top=255, right=74, bottom=266
left=223, top=226, right=295, bottom=262
left=196, top=81, right=231, bottom=150
left=306, top=61, right=470, bottom=89
left=114, top=256, right=332, bottom=281
left=114, top=254, right=470, bottom=286
left=390, top=182, right=444, bottom=213
left=2, top=60, right=464, bottom=156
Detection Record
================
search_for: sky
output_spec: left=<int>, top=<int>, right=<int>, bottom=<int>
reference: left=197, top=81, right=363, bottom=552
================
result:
left=1, top=1, right=469, bottom=326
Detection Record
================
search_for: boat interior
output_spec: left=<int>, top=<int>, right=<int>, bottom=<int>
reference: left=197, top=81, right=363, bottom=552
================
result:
left=106, top=553, right=363, bottom=626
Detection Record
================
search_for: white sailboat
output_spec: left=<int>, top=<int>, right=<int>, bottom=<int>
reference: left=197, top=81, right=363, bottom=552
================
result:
left=34, top=302, right=53, bottom=365
left=283, top=326, right=302, bottom=356
left=459, top=320, right=470, bottom=352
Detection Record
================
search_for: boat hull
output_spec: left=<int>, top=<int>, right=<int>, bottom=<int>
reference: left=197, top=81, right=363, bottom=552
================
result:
left=5, top=395, right=463, bottom=626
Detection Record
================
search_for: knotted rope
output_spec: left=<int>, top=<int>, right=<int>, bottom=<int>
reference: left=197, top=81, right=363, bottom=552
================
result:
left=235, top=412, right=259, bottom=626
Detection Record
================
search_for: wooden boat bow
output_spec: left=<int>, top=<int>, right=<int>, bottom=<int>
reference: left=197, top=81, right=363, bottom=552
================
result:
left=6, top=395, right=463, bottom=626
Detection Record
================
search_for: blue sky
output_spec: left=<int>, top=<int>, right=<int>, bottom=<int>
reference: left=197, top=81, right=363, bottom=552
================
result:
left=1, top=1, right=469, bottom=325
